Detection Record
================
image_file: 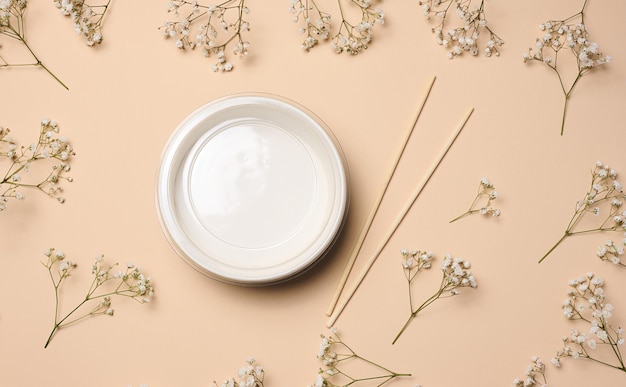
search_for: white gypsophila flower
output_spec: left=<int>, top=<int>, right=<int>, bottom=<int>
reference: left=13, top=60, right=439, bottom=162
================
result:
left=161, top=0, right=251, bottom=71
left=418, top=0, right=503, bottom=58
left=523, top=3, right=611, bottom=134
left=54, top=0, right=109, bottom=46
left=451, top=177, right=501, bottom=222
left=553, top=273, right=626, bottom=372
left=314, top=330, right=407, bottom=386
left=44, top=250, right=154, bottom=348
left=540, top=161, right=626, bottom=264
left=394, top=251, right=478, bottom=344
left=0, top=120, right=74, bottom=210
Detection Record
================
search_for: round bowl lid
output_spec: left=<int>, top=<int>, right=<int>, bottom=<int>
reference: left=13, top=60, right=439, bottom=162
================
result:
left=156, top=94, right=349, bottom=285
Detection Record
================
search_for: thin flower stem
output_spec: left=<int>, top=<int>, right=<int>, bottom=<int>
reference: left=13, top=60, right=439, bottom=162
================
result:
left=44, top=298, right=88, bottom=348
left=559, top=71, right=583, bottom=135
left=354, top=354, right=408, bottom=377
left=604, top=329, right=626, bottom=370
left=340, top=371, right=411, bottom=387
left=393, top=279, right=446, bottom=344
left=451, top=192, right=480, bottom=223
left=585, top=356, right=626, bottom=372
left=407, top=273, right=415, bottom=312
left=7, top=26, right=68, bottom=90
left=450, top=210, right=477, bottom=223
left=560, top=94, right=569, bottom=136
left=322, top=337, right=410, bottom=386
left=539, top=232, right=569, bottom=263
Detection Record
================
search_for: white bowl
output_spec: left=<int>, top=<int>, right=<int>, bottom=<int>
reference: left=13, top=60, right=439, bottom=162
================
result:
left=156, top=94, right=349, bottom=285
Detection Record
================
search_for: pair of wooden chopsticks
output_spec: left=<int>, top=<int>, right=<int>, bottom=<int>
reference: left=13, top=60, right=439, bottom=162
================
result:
left=325, top=75, right=474, bottom=327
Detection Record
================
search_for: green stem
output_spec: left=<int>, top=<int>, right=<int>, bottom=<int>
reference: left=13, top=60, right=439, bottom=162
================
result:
left=560, top=94, right=569, bottom=136
left=450, top=210, right=477, bottom=223
left=560, top=71, right=583, bottom=135
left=393, top=285, right=445, bottom=344
left=538, top=232, right=568, bottom=263
left=392, top=313, right=415, bottom=345
left=604, top=327, right=626, bottom=370
left=355, top=354, right=408, bottom=378
left=8, top=25, right=68, bottom=90
left=349, top=373, right=412, bottom=385
left=44, top=298, right=88, bottom=348
left=585, top=355, right=626, bottom=373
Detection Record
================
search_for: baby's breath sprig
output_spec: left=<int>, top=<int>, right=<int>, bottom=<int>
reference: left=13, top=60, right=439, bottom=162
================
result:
left=290, top=0, right=331, bottom=51
left=523, top=0, right=611, bottom=135
left=311, top=328, right=410, bottom=387
left=291, top=0, right=384, bottom=55
left=0, top=119, right=74, bottom=211
left=513, top=356, right=549, bottom=387
left=160, top=0, right=250, bottom=72
left=331, top=0, right=384, bottom=55
left=551, top=273, right=626, bottom=374
left=53, top=0, right=111, bottom=46
left=417, top=0, right=504, bottom=59
left=596, top=238, right=626, bottom=268
left=0, top=0, right=68, bottom=89
left=539, top=161, right=626, bottom=264
left=393, top=250, right=477, bottom=344
left=213, top=357, right=264, bottom=387
left=450, top=177, right=500, bottom=223
left=43, top=248, right=154, bottom=348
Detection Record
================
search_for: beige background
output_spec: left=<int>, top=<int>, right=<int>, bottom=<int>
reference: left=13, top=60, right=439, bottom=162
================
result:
left=1, top=0, right=626, bottom=386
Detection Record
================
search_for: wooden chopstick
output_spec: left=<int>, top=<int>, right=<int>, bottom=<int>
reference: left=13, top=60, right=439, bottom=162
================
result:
left=326, top=107, right=474, bottom=328
left=325, top=75, right=437, bottom=317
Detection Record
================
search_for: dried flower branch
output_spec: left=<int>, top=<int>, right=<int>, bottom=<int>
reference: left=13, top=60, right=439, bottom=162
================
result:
left=213, top=357, right=264, bottom=387
left=596, top=238, right=626, bottom=268
left=53, top=0, right=111, bottom=46
left=43, top=248, right=154, bottom=348
left=450, top=177, right=500, bottom=222
left=552, top=273, right=626, bottom=374
left=0, top=0, right=68, bottom=89
left=513, top=356, right=549, bottom=387
left=291, top=0, right=384, bottom=55
left=311, top=328, right=410, bottom=387
left=523, top=0, right=611, bottom=135
left=392, top=250, right=477, bottom=344
left=417, top=0, right=504, bottom=59
left=539, top=161, right=626, bottom=264
left=0, top=119, right=74, bottom=211
left=290, top=0, right=331, bottom=51
left=331, top=0, right=384, bottom=54
left=160, top=0, right=250, bottom=72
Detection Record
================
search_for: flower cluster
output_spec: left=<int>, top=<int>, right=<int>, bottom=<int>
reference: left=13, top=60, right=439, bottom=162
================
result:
left=0, top=0, right=68, bottom=88
left=53, top=0, right=111, bottom=46
left=522, top=0, right=611, bottom=135
left=290, top=0, right=385, bottom=55
left=0, top=119, right=74, bottom=211
left=596, top=238, right=626, bottom=267
left=311, top=328, right=410, bottom=387
left=393, top=251, right=477, bottom=344
left=213, top=357, right=264, bottom=387
left=512, top=356, right=548, bottom=387
left=290, top=0, right=331, bottom=51
left=417, top=0, right=504, bottom=59
left=551, top=273, right=626, bottom=373
left=160, top=0, right=251, bottom=72
left=43, top=248, right=154, bottom=348
left=450, top=177, right=500, bottom=223
left=539, top=161, right=626, bottom=263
